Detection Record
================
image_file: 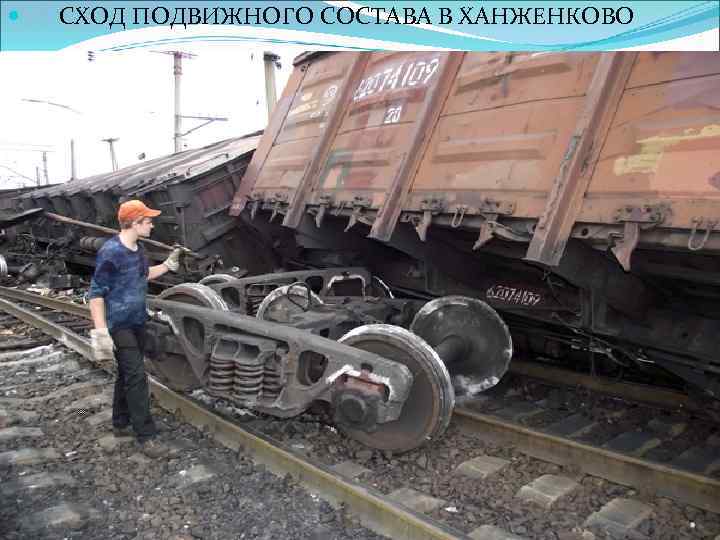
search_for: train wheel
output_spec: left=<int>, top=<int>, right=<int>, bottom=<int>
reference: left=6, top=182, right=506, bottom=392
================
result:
left=410, top=296, right=512, bottom=395
left=337, top=324, right=454, bottom=453
left=159, top=283, right=230, bottom=311
left=199, top=274, right=238, bottom=286
left=255, top=283, right=323, bottom=323
left=149, top=284, right=229, bottom=389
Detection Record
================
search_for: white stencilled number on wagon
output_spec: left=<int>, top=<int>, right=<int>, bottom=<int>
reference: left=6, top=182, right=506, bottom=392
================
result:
left=353, top=58, right=440, bottom=102
left=323, top=85, right=338, bottom=102
left=486, top=285, right=542, bottom=307
left=384, top=105, right=403, bottom=124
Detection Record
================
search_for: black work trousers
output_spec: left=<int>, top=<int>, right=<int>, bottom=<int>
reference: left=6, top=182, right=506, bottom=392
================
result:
left=110, top=326, right=157, bottom=442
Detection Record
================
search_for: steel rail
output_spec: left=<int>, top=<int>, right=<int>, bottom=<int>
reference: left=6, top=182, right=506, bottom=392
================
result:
left=0, top=297, right=92, bottom=359
left=0, top=288, right=466, bottom=540
left=509, top=359, right=696, bottom=412
left=151, top=383, right=463, bottom=540
left=3, top=286, right=719, bottom=514
left=453, top=407, right=720, bottom=514
left=0, top=286, right=91, bottom=319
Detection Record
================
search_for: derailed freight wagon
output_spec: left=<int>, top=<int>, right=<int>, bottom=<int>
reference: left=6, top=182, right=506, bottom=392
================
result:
left=3, top=134, right=278, bottom=284
left=127, top=52, right=720, bottom=453
left=226, top=51, right=720, bottom=400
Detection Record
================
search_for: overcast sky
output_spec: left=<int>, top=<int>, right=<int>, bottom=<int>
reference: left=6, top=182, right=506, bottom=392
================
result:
left=0, top=42, right=305, bottom=189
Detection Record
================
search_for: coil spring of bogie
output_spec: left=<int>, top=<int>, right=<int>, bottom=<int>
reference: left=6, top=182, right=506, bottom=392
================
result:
left=208, top=356, right=235, bottom=396
left=246, top=296, right=265, bottom=316
left=208, top=347, right=282, bottom=402
left=232, top=357, right=265, bottom=400
left=262, top=359, right=282, bottom=399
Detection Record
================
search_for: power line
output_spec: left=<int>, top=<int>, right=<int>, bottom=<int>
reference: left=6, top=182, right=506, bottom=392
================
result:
left=0, top=147, right=56, bottom=153
left=0, top=140, right=55, bottom=148
left=0, top=176, right=33, bottom=189
left=21, top=98, right=83, bottom=115
left=0, top=164, right=36, bottom=184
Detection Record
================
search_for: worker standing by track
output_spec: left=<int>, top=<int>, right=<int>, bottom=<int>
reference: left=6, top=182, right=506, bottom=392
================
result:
left=88, top=200, right=185, bottom=458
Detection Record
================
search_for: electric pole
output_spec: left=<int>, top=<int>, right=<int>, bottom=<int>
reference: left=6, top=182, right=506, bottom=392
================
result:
left=0, top=143, right=55, bottom=186
left=42, top=151, right=49, bottom=185
left=155, top=50, right=195, bottom=153
left=101, top=138, right=119, bottom=172
left=151, top=50, right=227, bottom=153
left=70, top=139, right=77, bottom=180
left=263, top=52, right=280, bottom=121
left=20, top=98, right=83, bottom=182
left=174, top=52, right=184, bottom=152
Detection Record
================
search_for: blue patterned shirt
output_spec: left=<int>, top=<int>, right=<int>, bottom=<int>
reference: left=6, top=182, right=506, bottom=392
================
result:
left=88, top=236, right=149, bottom=330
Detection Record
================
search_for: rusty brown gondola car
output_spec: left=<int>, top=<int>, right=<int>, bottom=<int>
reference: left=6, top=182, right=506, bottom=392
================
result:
left=229, top=51, right=720, bottom=400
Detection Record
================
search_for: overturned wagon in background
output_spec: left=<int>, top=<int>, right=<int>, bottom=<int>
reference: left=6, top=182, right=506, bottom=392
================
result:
left=225, top=51, right=720, bottom=401
left=3, top=134, right=278, bottom=284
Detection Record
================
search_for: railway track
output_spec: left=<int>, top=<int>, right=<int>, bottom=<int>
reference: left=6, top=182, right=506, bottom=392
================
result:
left=0, top=287, right=459, bottom=540
left=1, top=285, right=719, bottom=540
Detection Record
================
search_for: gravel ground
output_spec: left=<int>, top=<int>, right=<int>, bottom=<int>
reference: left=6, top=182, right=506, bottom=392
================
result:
left=0, top=340, right=386, bottom=540
left=227, top=395, right=720, bottom=540
left=2, top=292, right=720, bottom=540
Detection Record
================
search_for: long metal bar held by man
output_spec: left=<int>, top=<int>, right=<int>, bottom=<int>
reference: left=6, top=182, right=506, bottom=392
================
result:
left=43, top=211, right=203, bottom=258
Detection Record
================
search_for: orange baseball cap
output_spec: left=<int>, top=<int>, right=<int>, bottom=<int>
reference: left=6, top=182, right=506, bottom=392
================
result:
left=117, top=200, right=161, bottom=223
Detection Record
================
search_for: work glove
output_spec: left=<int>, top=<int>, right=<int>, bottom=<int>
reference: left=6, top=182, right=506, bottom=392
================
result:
left=90, top=328, right=115, bottom=361
left=163, top=247, right=188, bottom=273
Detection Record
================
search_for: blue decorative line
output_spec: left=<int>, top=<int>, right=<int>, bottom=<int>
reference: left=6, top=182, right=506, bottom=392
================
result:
left=99, top=35, right=372, bottom=53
